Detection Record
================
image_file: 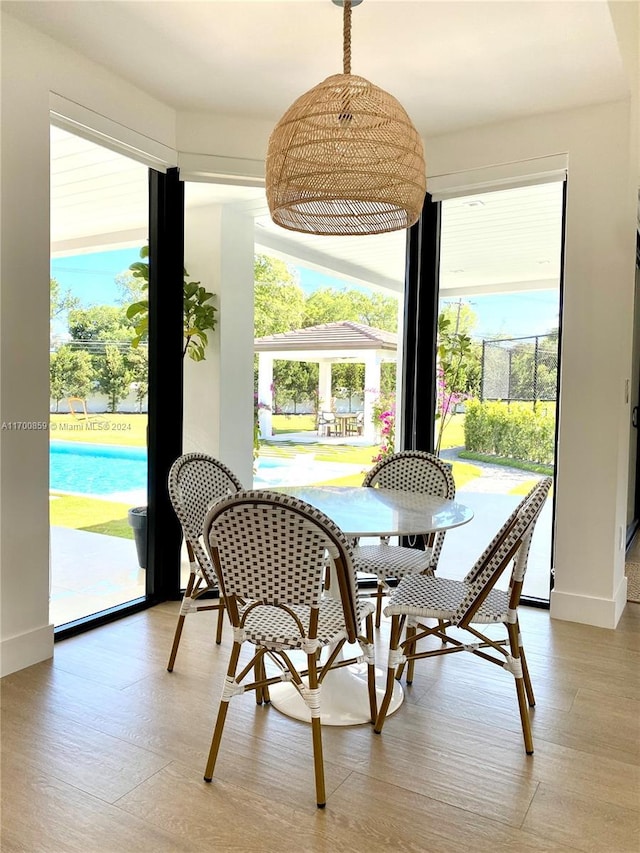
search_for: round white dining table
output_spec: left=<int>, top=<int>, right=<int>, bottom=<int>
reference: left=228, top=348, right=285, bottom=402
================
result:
left=267, top=485, right=474, bottom=726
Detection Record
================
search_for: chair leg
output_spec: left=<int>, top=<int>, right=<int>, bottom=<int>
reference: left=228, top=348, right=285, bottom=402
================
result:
left=405, top=622, right=417, bottom=685
left=307, top=652, right=326, bottom=808
left=374, top=581, right=384, bottom=628
left=215, top=600, right=225, bottom=645
left=516, top=622, right=535, bottom=706
left=364, top=613, right=377, bottom=723
left=204, top=641, right=241, bottom=782
left=374, top=615, right=402, bottom=734
left=507, top=622, right=534, bottom=755
left=167, top=572, right=196, bottom=672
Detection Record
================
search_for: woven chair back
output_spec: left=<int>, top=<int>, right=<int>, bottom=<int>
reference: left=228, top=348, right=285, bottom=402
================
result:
left=168, top=453, right=244, bottom=575
left=455, top=477, right=552, bottom=627
left=363, top=450, right=456, bottom=565
left=204, top=490, right=359, bottom=642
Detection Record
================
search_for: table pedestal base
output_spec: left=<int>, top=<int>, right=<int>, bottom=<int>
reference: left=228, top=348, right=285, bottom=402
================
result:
left=268, top=660, right=403, bottom=726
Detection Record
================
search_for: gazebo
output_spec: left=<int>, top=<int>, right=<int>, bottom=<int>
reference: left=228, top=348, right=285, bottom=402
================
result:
left=255, top=321, right=398, bottom=443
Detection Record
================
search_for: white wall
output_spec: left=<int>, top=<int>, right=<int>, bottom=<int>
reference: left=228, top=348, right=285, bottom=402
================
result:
left=182, top=201, right=255, bottom=487
left=0, top=13, right=176, bottom=676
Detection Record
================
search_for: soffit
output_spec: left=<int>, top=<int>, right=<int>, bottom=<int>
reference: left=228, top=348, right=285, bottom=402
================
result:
left=51, top=126, right=563, bottom=296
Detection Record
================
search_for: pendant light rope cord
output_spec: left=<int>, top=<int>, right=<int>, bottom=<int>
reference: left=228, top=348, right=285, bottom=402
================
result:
left=343, top=1, right=352, bottom=75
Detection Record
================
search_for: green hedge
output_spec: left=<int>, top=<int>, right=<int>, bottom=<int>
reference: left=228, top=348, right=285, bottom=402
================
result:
left=463, top=399, right=555, bottom=465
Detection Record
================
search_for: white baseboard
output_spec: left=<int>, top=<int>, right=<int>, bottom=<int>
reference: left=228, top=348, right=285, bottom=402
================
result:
left=550, top=576, right=628, bottom=629
left=0, top=624, right=54, bottom=677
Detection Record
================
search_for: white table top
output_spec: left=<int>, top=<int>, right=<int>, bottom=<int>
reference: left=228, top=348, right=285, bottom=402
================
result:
left=275, top=485, right=474, bottom=538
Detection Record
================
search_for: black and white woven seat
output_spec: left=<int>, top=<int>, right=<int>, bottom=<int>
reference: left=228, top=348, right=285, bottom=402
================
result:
left=166, top=452, right=243, bottom=671
left=202, top=489, right=377, bottom=809
left=374, top=476, right=552, bottom=756
left=352, top=450, right=456, bottom=627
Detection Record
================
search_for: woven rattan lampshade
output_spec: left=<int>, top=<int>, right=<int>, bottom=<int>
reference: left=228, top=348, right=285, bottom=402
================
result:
left=265, top=2, right=426, bottom=236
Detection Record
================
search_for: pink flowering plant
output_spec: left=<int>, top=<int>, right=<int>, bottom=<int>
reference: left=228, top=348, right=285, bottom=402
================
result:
left=371, top=394, right=396, bottom=463
left=435, top=313, right=473, bottom=454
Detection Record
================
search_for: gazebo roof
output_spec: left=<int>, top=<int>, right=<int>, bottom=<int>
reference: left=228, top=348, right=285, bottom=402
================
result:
left=254, top=321, right=397, bottom=353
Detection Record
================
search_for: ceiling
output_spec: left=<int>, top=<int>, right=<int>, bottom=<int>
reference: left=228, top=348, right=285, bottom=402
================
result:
left=36, top=2, right=616, bottom=295
left=5, top=1, right=629, bottom=138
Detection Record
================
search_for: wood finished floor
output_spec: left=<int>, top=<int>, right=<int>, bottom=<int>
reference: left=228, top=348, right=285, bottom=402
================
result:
left=1, top=601, right=639, bottom=852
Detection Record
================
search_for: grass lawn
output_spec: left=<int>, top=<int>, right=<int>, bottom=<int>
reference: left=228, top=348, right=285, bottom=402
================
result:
left=50, top=492, right=133, bottom=539
left=272, top=413, right=316, bottom=434
left=314, top=459, right=481, bottom=490
left=50, top=413, right=147, bottom=447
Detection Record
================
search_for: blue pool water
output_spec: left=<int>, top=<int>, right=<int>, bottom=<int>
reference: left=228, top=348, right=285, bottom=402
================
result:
left=49, top=442, right=364, bottom=497
left=50, top=440, right=148, bottom=496
left=253, top=455, right=364, bottom=487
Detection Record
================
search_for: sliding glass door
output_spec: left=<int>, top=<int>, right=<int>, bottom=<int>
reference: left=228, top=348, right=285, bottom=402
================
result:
left=406, top=180, right=565, bottom=604
left=50, top=125, right=183, bottom=634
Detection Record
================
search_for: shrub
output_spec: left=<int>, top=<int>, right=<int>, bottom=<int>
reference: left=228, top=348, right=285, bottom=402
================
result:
left=464, top=399, right=555, bottom=465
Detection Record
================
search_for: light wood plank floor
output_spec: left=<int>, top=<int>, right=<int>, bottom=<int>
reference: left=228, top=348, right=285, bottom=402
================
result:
left=2, top=601, right=639, bottom=852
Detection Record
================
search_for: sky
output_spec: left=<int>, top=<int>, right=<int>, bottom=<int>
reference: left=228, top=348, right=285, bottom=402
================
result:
left=51, top=247, right=560, bottom=340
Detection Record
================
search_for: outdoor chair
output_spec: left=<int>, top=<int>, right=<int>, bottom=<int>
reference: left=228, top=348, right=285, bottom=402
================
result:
left=166, top=452, right=244, bottom=671
left=353, top=450, right=456, bottom=627
left=346, top=411, right=364, bottom=436
left=317, top=411, right=337, bottom=437
left=202, top=489, right=377, bottom=809
left=66, top=396, right=107, bottom=424
left=374, top=476, right=553, bottom=755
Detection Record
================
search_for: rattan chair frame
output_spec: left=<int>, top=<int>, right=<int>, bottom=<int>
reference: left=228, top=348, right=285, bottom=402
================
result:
left=202, top=489, right=377, bottom=809
left=166, top=452, right=243, bottom=671
left=354, top=450, right=456, bottom=627
left=374, top=477, right=552, bottom=755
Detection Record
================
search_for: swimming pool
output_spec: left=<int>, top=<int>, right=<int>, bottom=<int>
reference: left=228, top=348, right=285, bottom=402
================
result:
left=50, top=440, right=147, bottom=497
left=253, top=455, right=365, bottom=487
left=49, top=441, right=365, bottom=498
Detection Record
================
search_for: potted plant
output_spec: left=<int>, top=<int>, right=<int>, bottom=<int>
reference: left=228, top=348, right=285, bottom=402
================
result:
left=125, top=246, right=218, bottom=567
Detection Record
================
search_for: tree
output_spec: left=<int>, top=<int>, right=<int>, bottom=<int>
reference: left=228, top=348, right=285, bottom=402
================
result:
left=435, top=312, right=476, bottom=454
left=332, top=363, right=365, bottom=411
left=254, top=255, right=304, bottom=337
left=68, top=305, right=135, bottom=343
left=439, top=300, right=478, bottom=337
left=114, top=268, right=146, bottom=306
left=49, top=346, right=95, bottom=411
left=126, top=346, right=149, bottom=413
left=50, top=277, right=80, bottom=321
left=95, top=344, right=132, bottom=413
left=303, top=288, right=398, bottom=332
left=273, top=360, right=318, bottom=413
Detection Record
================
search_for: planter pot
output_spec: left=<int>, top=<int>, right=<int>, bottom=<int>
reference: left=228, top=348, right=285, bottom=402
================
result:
left=128, top=506, right=147, bottom=569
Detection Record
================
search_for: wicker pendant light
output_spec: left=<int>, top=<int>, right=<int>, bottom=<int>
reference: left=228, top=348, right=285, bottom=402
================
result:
left=266, top=0, right=426, bottom=236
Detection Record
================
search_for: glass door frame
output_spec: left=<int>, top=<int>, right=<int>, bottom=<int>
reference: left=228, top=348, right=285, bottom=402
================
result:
left=54, top=167, right=184, bottom=639
left=402, top=184, right=567, bottom=608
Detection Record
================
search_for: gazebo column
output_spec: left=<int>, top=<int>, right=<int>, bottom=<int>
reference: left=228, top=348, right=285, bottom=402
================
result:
left=363, top=353, right=382, bottom=444
left=318, top=360, right=332, bottom=412
left=257, top=353, right=273, bottom=439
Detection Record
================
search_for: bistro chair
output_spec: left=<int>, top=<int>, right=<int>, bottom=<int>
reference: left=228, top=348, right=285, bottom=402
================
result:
left=374, top=476, right=553, bottom=755
left=353, top=450, right=456, bottom=627
left=166, top=452, right=244, bottom=671
left=202, top=489, right=377, bottom=809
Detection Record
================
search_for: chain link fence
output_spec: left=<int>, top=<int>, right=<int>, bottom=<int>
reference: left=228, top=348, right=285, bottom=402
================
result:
left=481, top=334, right=558, bottom=403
